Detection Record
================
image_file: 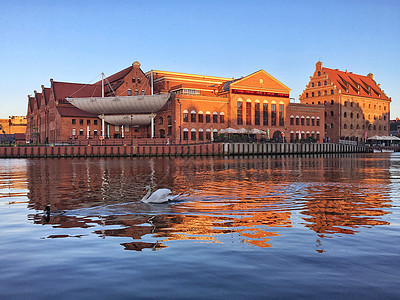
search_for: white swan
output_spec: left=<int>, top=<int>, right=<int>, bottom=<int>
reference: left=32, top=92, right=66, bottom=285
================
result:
left=141, top=185, right=179, bottom=203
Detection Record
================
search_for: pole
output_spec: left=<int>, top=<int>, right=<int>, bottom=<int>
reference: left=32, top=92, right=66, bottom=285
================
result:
left=151, top=70, right=153, bottom=95
left=151, top=116, right=154, bottom=138
left=101, top=115, right=105, bottom=139
left=101, top=73, right=105, bottom=98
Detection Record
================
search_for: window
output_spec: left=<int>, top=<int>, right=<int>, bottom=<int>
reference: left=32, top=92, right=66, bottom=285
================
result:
left=183, top=129, right=188, bottom=140
left=263, top=103, right=268, bottom=125
left=306, top=93, right=308, bottom=98
left=206, top=130, right=211, bottom=140
left=331, top=123, right=334, bottom=129
left=271, top=104, right=276, bottom=126
left=344, top=124, right=347, bottom=129
left=80, top=119, right=83, bottom=125
left=279, top=104, right=284, bottom=126
left=159, top=117, right=164, bottom=125
left=318, top=91, right=321, bottom=96
left=72, top=119, right=76, bottom=124
left=94, top=120, right=98, bottom=125
left=220, top=114, right=225, bottom=123
left=306, top=117, right=310, bottom=126
left=135, top=89, right=138, bottom=96
left=318, top=81, right=321, bottom=86
left=350, top=124, right=354, bottom=129
left=350, top=113, right=353, bottom=118
left=331, top=111, right=334, bottom=117
left=128, top=89, right=132, bottom=96
left=255, top=103, right=260, bottom=125
left=301, top=117, right=305, bottom=126
left=331, top=100, right=334, bottom=105
left=296, top=116, right=300, bottom=125
left=324, top=90, right=327, bottom=95
left=191, top=111, right=196, bottom=122
left=135, top=125, right=139, bottom=132
left=72, top=129, right=76, bottom=135
left=213, top=112, right=218, bottom=123
left=114, top=125, right=120, bottom=132
left=318, top=71, right=321, bottom=76
left=324, top=80, right=327, bottom=85
left=206, top=112, right=211, bottom=123
left=87, top=120, right=91, bottom=125
left=132, top=77, right=135, bottom=83
left=324, top=101, right=327, bottom=106
left=142, top=90, right=145, bottom=95
left=183, top=111, right=188, bottom=122
left=237, top=101, right=243, bottom=125
left=94, top=130, right=98, bottom=136
left=137, top=78, right=141, bottom=83
left=79, top=129, right=84, bottom=136
left=191, top=130, right=196, bottom=140
left=290, top=116, right=294, bottom=125
left=344, top=112, right=347, bottom=118
left=316, top=118, right=320, bottom=126
left=199, top=130, right=204, bottom=140
left=246, top=102, right=251, bottom=125
left=312, top=82, right=314, bottom=87
left=312, top=92, right=314, bottom=97
left=311, top=118, right=315, bottom=126
left=331, top=89, right=333, bottom=95
left=198, top=112, right=204, bottom=123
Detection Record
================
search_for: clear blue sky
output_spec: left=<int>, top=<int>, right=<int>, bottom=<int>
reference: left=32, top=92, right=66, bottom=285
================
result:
left=0, top=0, right=399, bottom=119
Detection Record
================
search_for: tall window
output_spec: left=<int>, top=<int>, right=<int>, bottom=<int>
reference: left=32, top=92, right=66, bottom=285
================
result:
left=206, top=112, right=211, bottom=123
left=255, top=102, right=260, bottom=125
left=279, top=104, right=284, bottom=126
left=213, top=112, right=218, bottom=123
left=183, top=130, right=188, bottom=140
left=198, top=130, right=204, bottom=140
left=237, top=101, right=243, bottom=125
left=263, top=103, right=268, bottom=125
left=246, top=102, right=251, bottom=125
left=220, top=113, right=225, bottom=123
left=271, top=104, right=276, bottom=126
left=198, top=112, right=203, bottom=123
left=191, top=130, right=196, bottom=140
left=183, top=111, right=188, bottom=122
left=191, top=111, right=196, bottom=122
left=296, top=116, right=299, bottom=125
left=290, top=116, right=294, bottom=125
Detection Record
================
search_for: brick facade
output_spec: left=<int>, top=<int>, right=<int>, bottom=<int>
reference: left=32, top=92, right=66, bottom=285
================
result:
left=299, top=61, right=391, bottom=144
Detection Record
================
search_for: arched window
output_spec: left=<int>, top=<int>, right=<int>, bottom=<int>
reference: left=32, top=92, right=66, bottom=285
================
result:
left=220, top=112, right=225, bottom=123
left=198, top=128, right=204, bottom=140
left=191, top=110, right=196, bottom=122
left=213, top=112, right=218, bottom=123
left=296, top=116, right=300, bottom=125
left=191, top=128, right=196, bottom=140
left=159, top=117, right=164, bottom=125
left=206, top=111, right=211, bottom=123
left=318, top=81, right=321, bottom=86
left=237, top=99, right=243, bottom=125
left=290, top=115, right=294, bottom=125
left=318, top=91, right=321, bottom=96
left=318, top=71, right=321, bottom=76
left=324, top=80, right=327, bottom=85
left=198, top=111, right=204, bottom=123
left=183, top=110, right=188, bottom=122
left=183, top=128, right=189, bottom=140
left=72, top=129, right=76, bottom=136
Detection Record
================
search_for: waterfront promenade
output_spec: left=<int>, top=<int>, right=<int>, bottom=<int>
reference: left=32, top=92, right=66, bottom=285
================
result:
left=0, top=142, right=369, bottom=158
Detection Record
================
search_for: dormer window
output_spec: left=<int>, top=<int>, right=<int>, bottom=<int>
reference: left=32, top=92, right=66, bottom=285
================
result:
left=132, top=77, right=136, bottom=83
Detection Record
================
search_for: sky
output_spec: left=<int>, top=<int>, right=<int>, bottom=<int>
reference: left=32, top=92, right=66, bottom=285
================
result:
left=0, top=0, right=399, bottom=119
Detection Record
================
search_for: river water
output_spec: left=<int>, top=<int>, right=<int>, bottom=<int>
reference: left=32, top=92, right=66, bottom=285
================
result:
left=0, top=154, right=399, bottom=299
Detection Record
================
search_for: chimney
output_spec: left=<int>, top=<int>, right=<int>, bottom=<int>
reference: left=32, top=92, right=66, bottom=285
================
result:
left=367, top=73, right=373, bottom=79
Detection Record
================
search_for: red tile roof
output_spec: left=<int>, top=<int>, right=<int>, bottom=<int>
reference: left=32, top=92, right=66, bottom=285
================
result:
left=35, top=92, right=42, bottom=109
left=43, top=87, right=51, bottom=105
left=28, top=96, right=35, bottom=113
left=52, top=81, right=102, bottom=101
left=57, top=106, right=99, bottom=118
left=323, top=68, right=389, bottom=100
left=95, top=66, right=133, bottom=95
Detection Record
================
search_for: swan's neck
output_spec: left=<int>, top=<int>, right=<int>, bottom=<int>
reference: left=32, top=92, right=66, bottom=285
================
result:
left=142, top=187, right=151, bottom=201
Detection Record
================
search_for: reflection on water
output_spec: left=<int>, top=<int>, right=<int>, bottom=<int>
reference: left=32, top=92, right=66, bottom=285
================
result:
left=1, top=154, right=388, bottom=251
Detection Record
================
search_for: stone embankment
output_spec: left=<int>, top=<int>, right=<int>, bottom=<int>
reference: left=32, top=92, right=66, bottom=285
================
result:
left=0, top=143, right=369, bottom=159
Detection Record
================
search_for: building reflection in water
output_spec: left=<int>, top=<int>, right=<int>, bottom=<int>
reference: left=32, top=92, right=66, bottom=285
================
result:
left=23, top=154, right=393, bottom=251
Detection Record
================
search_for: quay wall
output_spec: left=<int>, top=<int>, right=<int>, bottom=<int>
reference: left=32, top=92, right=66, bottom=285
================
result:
left=0, top=143, right=369, bottom=159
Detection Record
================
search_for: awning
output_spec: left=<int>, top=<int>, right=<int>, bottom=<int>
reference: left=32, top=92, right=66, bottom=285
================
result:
left=67, top=94, right=170, bottom=114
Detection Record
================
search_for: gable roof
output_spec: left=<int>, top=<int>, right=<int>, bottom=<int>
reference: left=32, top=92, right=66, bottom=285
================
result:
left=34, top=92, right=42, bottom=109
left=28, top=96, right=35, bottom=113
left=225, top=70, right=290, bottom=93
left=323, top=68, right=389, bottom=100
left=52, top=81, right=102, bottom=101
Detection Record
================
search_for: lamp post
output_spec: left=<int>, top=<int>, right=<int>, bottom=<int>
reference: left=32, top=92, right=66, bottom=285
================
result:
left=130, top=115, right=133, bottom=145
left=177, top=99, right=181, bottom=143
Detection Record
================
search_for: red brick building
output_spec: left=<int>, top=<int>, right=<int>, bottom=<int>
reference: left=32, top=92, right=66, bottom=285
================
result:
left=299, top=61, right=391, bottom=144
left=26, top=61, right=324, bottom=144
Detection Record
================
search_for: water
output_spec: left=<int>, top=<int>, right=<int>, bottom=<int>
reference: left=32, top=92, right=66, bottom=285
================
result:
left=0, top=154, right=399, bottom=299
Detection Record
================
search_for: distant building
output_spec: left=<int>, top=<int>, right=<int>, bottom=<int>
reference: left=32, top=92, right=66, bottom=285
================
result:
left=299, top=61, right=391, bottom=144
left=26, top=61, right=324, bottom=144
left=389, top=118, right=400, bottom=137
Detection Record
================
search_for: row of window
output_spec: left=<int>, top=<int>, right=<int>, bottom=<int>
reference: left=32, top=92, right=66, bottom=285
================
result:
left=324, top=123, right=387, bottom=131
left=72, top=119, right=98, bottom=125
left=306, top=99, right=388, bottom=111
left=311, top=80, right=328, bottom=87
left=289, top=116, right=321, bottom=126
left=182, top=128, right=218, bottom=141
left=306, top=90, right=334, bottom=97
left=127, top=89, right=145, bottom=96
left=183, top=111, right=225, bottom=124
left=237, top=101, right=284, bottom=126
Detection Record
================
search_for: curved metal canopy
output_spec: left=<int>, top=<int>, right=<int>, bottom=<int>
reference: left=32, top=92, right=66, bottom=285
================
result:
left=67, top=94, right=170, bottom=114
left=100, top=114, right=156, bottom=126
